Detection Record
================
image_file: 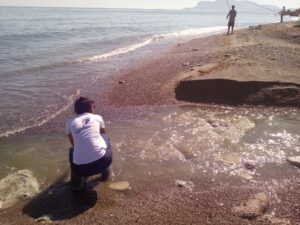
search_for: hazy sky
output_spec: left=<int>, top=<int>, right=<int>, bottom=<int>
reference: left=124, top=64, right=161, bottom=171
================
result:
left=0, top=0, right=298, bottom=9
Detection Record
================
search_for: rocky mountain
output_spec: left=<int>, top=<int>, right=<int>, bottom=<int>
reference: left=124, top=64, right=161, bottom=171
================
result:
left=186, top=0, right=280, bottom=13
left=288, top=8, right=300, bottom=16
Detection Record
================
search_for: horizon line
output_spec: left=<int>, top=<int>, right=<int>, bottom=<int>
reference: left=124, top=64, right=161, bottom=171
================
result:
left=0, top=3, right=295, bottom=11
left=0, top=5, right=185, bottom=11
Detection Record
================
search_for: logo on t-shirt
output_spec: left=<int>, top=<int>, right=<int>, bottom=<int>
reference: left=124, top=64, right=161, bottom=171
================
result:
left=75, top=117, right=91, bottom=134
left=83, top=117, right=90, bottom=125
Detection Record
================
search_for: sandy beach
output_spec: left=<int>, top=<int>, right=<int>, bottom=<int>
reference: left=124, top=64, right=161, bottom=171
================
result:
left=101, top=22, right=300, bottom=108
left=0, top=21, right=300, bottom=225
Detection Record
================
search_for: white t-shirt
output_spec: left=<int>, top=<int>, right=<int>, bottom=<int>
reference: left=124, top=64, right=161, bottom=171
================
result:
left=66, top=113, right=107, bottom=165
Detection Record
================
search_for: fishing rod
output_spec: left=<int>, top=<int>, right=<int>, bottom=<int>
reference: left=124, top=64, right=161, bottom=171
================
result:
left=225, top=0, right=230, bottom=10
left=224, top=0, right=280, bottom=15
left=243, top=1, right=280, bottom=15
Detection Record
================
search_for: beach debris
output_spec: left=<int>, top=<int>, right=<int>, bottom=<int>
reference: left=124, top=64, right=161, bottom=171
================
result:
left=232, top=192, right=269, bottom=219
left=220, top=152, right=240, bottom=165
left=182, top=62, right=190, bottom=66
left=197, top=63, right=219, bottom=74
left=249, top=25, right=262, bottom=30
left=0, top=170, right=40, bottom=210
left=239, top=172, right=253, bottom=180
left=35, top=215, right=54, bottom=224
left=244, top=162, right=255, bottom=171
left=192, top=48, right=199, bottom=52
left=175, top=180, right=194, bottom=191
left=286, top=156, right=300, bottom=168
left=118, top=80, right=125, bottom=84
left=207, top=119, right=218, bottom=127
left=107, top=181, right=130, bottom=191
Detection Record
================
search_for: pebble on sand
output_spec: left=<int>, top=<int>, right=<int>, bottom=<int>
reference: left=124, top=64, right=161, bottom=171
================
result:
left=107, top=181, right=130, bottom=191
left=244, top=162, right=255, bottom=171
left=175, top=180, right=194, bottom=191
left=286, top=156, right=300, bottom=168
left=232, top=192, right=269, bottom=219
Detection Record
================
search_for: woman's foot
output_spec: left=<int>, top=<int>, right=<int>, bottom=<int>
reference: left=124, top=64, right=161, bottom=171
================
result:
left=71, top=177, right=88, bottom=192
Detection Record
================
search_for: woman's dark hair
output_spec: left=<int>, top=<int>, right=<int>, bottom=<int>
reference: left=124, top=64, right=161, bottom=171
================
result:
left=74, top=96, right=95, bottom=114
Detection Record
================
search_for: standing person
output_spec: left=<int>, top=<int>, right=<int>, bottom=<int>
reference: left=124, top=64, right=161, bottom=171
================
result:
left=227, top=5, right=237, bottom=35
left=66, top=96, right=112, bottom=191
left=280, top=6, right=286, bottom=23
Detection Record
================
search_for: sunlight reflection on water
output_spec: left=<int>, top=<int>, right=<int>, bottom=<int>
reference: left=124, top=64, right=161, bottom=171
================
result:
left=0, top=104, right=299, bottom=207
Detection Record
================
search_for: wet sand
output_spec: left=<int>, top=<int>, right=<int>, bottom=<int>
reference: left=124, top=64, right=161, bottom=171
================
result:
left=1, top=22, right=300, bottom=224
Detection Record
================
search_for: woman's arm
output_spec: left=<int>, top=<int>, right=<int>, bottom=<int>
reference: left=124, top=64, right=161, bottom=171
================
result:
left=67, top=133, right=74, bottom=147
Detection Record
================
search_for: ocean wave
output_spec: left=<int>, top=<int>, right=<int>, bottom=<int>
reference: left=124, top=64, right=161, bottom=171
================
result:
left=1, top=26, right=227, bottom=76
left=79, top=26, right=227, bottom=63
left=0, top=89, right=81, bottom=138
left=152, top=26, right=227, bottom=39
left=0, top=26, right=227, bottom=137
left=78, top=38, right=152, bottom=63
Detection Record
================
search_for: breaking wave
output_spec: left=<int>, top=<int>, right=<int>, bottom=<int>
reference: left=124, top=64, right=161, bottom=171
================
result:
left=79, top=26, right=227, bottom=63
left=0, top=89, right=81, bottom=138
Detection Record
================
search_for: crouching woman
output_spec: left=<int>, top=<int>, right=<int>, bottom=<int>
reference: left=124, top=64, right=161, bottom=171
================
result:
left=66, top=96, right=112, bottom=191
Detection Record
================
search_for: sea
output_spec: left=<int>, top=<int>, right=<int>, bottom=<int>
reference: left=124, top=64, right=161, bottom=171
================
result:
left=0, top=7, right=299, bottom=209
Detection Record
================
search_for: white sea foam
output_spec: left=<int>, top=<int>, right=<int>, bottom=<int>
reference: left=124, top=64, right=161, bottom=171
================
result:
left=289, top=16, right=300, bottom=21
left=152, top=26, right=227, bottom=39
left=79, top=38, right=153, bottom=63
left=0, top=89, right=81, bottom=138
left=79, top=26, right=227, bottom=63
left=0, top=169, right=39, bottom=210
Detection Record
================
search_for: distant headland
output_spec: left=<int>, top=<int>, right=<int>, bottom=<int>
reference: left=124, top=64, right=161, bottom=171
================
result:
left=185, top=0, right=280, bottom=13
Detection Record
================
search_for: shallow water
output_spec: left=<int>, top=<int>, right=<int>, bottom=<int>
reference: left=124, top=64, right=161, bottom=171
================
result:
left=0, top=104, right=299, bottom=208
left=109, top=105, right=300, bottom=177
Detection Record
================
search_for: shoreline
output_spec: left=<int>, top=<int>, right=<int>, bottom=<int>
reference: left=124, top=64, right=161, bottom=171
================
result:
left=100, top=21, right=300, bottom=108
left=2, top=20, right=299, bottom=139
left=0, top=21, right=300, bottom=224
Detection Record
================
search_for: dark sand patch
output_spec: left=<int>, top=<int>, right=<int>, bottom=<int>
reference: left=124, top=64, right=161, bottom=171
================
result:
left=176, top=79, right=300, bottom=107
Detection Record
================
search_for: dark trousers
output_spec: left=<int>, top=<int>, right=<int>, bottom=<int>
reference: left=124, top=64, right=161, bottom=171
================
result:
left=69, top=134, right=112, bottom=187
